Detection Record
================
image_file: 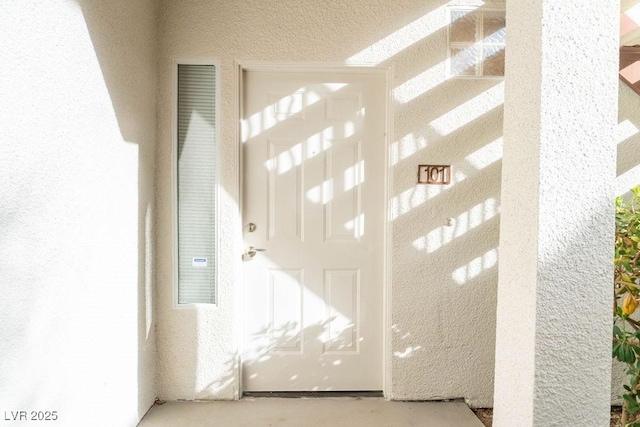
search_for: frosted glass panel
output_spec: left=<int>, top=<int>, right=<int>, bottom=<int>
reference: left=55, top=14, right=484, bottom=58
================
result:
left=482, top=46, right=506, bottom=76
left=450, top=47, right=478, bottom=76
left=177, top=64, right=217, bottom=304
left=450, top=11, right=478, bottom=43
left=483, top=13, right=506, bottom=43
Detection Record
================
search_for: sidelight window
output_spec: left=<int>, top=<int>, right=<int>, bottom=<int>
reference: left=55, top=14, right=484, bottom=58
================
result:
left=174, top=62, right=219, bottom=304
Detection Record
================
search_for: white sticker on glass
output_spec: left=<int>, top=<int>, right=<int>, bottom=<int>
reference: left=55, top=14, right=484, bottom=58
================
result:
left=192, top=258, right=208, bottom=267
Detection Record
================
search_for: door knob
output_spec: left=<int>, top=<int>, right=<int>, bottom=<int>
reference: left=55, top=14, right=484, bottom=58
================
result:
left=243, top=246, right=267, bottom=261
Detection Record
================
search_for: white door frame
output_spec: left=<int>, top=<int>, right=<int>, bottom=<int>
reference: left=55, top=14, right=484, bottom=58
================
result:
left=234, top=61, right=393, bottom=399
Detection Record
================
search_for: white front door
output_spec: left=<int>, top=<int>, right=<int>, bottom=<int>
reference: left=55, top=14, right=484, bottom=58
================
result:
left=241, top=69, right=386, bottom=391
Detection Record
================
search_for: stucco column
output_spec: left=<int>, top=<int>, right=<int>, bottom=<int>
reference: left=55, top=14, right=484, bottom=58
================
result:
left=493, top=2, right=619, bottom=426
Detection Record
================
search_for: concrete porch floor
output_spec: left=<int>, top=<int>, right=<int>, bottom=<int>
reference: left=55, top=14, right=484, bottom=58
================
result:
left=138, top=398, right=485, bottom=427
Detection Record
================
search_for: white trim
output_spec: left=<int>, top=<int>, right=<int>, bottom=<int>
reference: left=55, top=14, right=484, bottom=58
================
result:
left=238, top=60, right=389, bottom=74
left=171, top=58, right=222, bottom=309
left=235, top=60, right=393, bottom=398
left=233, top=59, right=244, bottom=399
left=383, top=63, right=394, bottom=401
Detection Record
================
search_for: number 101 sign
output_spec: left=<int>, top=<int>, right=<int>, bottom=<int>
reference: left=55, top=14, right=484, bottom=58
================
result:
left=417, top=164, right=451, bottom=185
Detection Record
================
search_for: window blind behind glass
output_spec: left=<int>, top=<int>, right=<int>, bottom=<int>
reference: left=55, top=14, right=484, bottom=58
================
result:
left=177, top=64, right=216, bottom=304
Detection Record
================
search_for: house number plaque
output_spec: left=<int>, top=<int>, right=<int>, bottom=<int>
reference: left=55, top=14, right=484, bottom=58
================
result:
left=418, top=164, right=451, bottom=185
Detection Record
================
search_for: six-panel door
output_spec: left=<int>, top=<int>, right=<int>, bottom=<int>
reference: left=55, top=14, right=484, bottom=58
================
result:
left=242, top=70, right=386, bottom=391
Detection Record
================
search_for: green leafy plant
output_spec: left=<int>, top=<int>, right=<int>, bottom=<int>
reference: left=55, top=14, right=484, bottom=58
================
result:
left=613, top=186, right=640, bottom=426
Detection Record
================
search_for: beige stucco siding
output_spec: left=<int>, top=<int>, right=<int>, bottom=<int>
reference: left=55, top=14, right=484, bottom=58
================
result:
left=156, top=0, right=505, bottom=406
left=0, top=0, right=158, bottom=425
left=2, top=0, right=638, bottom=416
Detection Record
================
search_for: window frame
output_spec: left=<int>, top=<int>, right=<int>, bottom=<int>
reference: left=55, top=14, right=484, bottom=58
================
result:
left=446, top=7, right=506, bottom=80
left=172, top=59, right=222, bottom=308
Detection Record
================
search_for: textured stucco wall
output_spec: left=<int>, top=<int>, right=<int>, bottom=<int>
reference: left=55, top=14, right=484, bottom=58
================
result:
left=156, top=0, right=503, bottom=406
left=0, top=0, right=158, bottom=425
left=494, top=1, right=618, bottom=425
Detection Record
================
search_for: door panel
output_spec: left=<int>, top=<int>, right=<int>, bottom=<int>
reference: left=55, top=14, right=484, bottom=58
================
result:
left=242, top=70, right=385, bottom=391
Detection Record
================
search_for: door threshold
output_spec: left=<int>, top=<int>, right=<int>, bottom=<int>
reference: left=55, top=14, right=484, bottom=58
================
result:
left=243, top=391, right=383, bottom=399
